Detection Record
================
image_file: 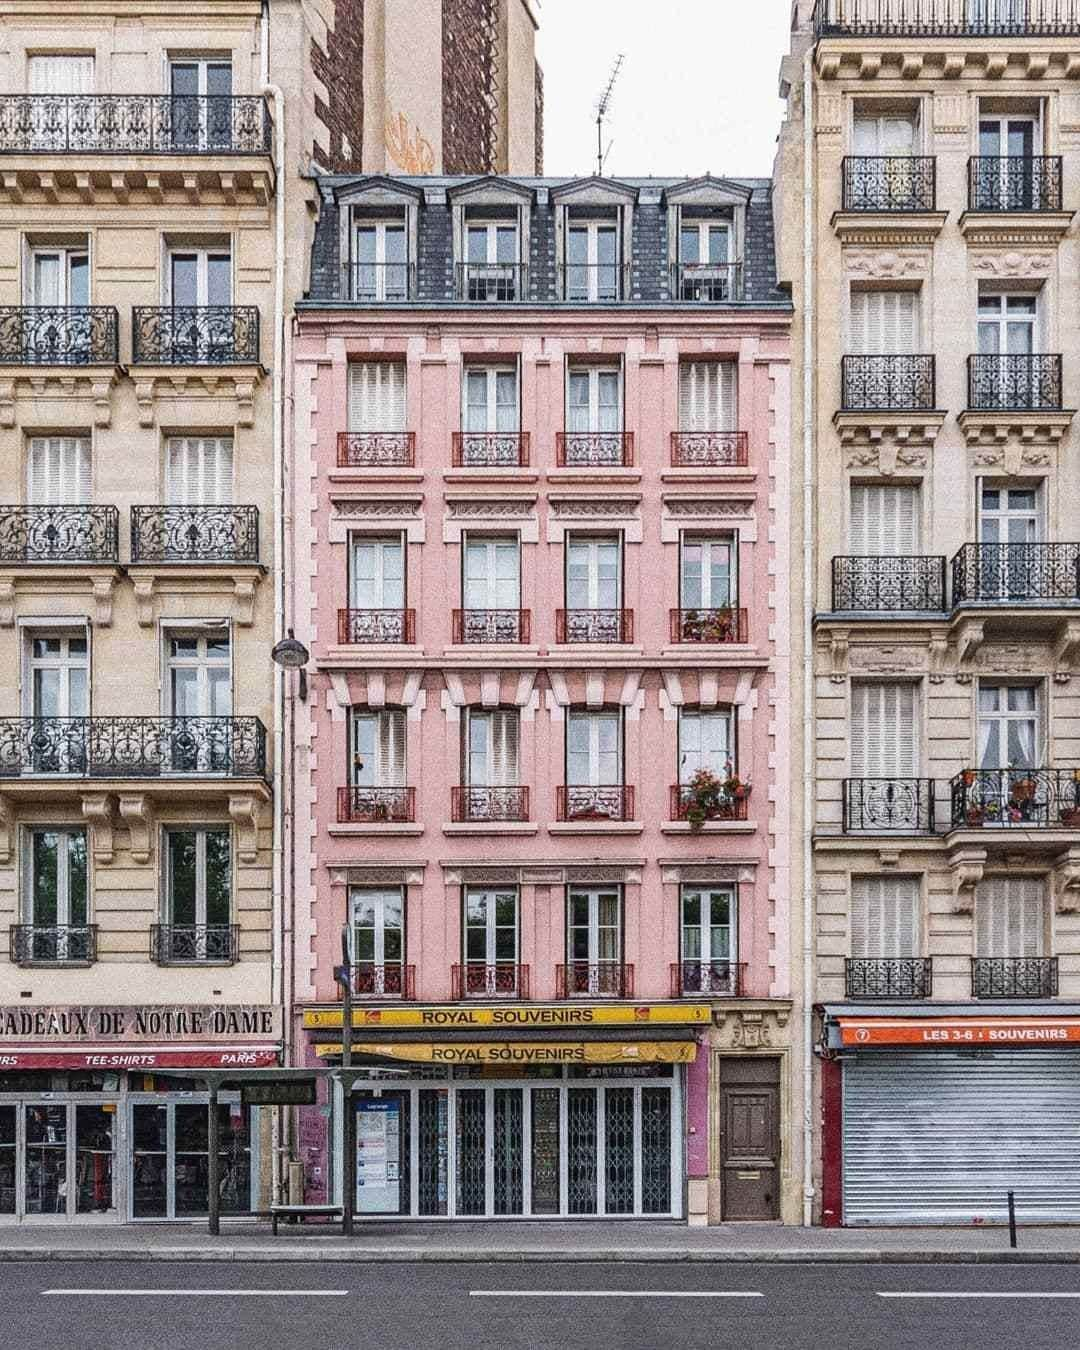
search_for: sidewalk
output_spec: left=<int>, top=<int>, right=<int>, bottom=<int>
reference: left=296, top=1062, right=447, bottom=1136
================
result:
left=1, top=1219, right=1080, bottom=1263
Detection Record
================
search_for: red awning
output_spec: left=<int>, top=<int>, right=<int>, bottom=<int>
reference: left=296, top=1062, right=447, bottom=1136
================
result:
left=0, top=1048, right=280, bottom=1070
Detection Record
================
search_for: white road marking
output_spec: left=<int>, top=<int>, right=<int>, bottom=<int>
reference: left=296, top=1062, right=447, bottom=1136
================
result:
left=878, top=1292, right=1080, bottom=1300
left=469, top=1290, right=762, bottom=1299
left=43, top=1289, right=350, bottom=1298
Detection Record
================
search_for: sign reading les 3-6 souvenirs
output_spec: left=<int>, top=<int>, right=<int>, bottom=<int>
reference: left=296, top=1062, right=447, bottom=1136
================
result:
left=837, top=1017, right=1080, bottom=1047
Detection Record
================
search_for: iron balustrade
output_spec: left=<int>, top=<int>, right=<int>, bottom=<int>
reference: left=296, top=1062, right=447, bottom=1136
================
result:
left=130, top=505, right=259, bottom=564
left=841, top=155, right=937, bottom=212
left=969, top=156, right=1063, bottom=211
left=151, top=924, right=239, bottom=965
left=451, top=785, right=530, bottom=822
left=671, top=262, right=744, bottom=302
left=951, top=541, right=1080, bottom=604
left=556, top=785, right=635, bottom=822
left=555, top=431, right=634, bottom=467
left=0, top=94, right=270, bottom=154
left=0, top=716, right=267, bottom=779
left=337, top=608, right=416, bottom=644
left=556, top=962, right=634, bottom=999
left=832, top=555, right=948, bottom=611
left=951, top=767, right=1080, bottom=829
left=347, top=262, right=415, bottom=302
left=670, top=784, right=750, bottom=822
left=0, top=305, right=118, bottom=365
left=845, top=958, right=933, bottom=999
left=9, top=924, right=97, bottom=966
left=455, top=262, right=528, bottom=302
left=451, top=963, right=529, bottom=999
left=842, top=354, right=936, bottom=411
left=843, top=778, right=937, bottom=832
left=350, top=962, right=416, bottom=999
left=558, top=262, right=629, bottom=302
left=670, top=430, right=749, bottom=467
left=669, top=608, right=748, bottom=644
left=336, top=431, right=415, bottom=468
left=972, top=956, right=1059, bottom=998
left=337, top=786, right=416, bottom=824
left=451, top=431, right=529, bottom=467
left=968, top=353, right=1062, bottom=410
left=0, top=505, right=118, bottom=563
left=670, top=960, right=745, bottom=997
left=451, top=609, right=531, bottom=644
left=555, top=608, right=634, bottom=644
left=132, top=306, right=259, bottom=365
left=813, top=0, right=1080, bottom=37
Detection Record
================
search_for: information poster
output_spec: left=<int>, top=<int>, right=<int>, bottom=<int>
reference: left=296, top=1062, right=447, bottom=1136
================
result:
left=355, top=1098, right=401, bottom=1213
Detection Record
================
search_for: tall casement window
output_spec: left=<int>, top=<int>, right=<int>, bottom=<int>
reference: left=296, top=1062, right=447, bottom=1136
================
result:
left=565, top=886, right=624, bottom=996
left=680, top=535, right=735, bottom=610
left=165, top=436, right=232, bottom=504
left=563, top=708, right=627, bottom=821
left=975, top=107, right=1042, bottom=209
left=565, top=218, right=620, bottom=301
left=167, top=247, right=231, bottom=308
left=347, top=533, right=408, bottom=643
left=848, top=682, right=925, bottom=832
left=972, top=682, right=1043, bottom=824
left=850, top=875, right=920, bottom=960
left=459, top=708, right=525, bottom=821
left=679, top=884, right=737, bottom=995
left=978, top=682, right=1038, bottom=770
left=460, top=533, right=521, bottom=641
left=21, top=828, right=90, bottom=963
left=161, top=828, right=234, bottom=962
left=562, top=533, right=626, bottom=643
left=165, top=630, right=232, bottom=773
left=345, top=707, right=410, bottom=824
left=678, top=707, right=733, bottom=782
left=463, top=366, right=519, bottom=430
left=168, top=57, right=233, bottom=150
left=678, top=361, right=737, bottom=432
left=972, top=483, right=1043, bottom=602
left=849, top=484, right=920, bottom=556
left=461, top=886, right=521, bottom=996
left=567, top=365, right=621, bottom=432
left=24, top=630, right=88, bottom=774
left=27, top=435, right=91, bottom=504
left=851, top=111, right=920, bottom=210
left=353, top=216, right=408, bottom=301
left=350, top=886, right=406, bottom=997
left=348, top=361, right=406, bottom=432
left=28, top=244, right=89, bottom=308
left=462, top=217, right=520, bottom=300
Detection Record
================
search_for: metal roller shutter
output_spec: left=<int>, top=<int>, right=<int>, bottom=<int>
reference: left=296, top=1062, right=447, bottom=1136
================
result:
left=843, top=1049, right=1080, bottom=1225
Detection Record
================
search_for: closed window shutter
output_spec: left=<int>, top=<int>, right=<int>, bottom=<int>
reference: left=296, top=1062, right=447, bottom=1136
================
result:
left=851, top=876, right=918, bottom=959
left=849, top=485, right=919, bottom=554
left=977, top=877, right=1044, bottom=957
left=376, top=709, right=406, bottom=786
left=28, top=55, right=95, bottom=94
left=850, top=291, right=918, bottom=356
left=851, top=682, right=917, bottom=777
left=348, top=362, right=405, bottom=432
left=165, top=437, right=233, bottom=505
left=27, top=436, right=90, bottom=504
left=679, top=362, right=736, bottom=431
left=491, top=709, right=519, bottom=785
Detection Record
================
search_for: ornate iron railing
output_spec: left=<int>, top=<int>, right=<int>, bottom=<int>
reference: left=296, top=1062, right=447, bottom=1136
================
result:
left=841, top=354, right=936, bottom=410
left=841, top=156, right=937, bottom=211
left=10, top=924, right=97, bottom=966
left=455, top=262, right=528, bottom=302
left=556, top=785, right=635, bottom=822
left=151, top=924, right=239, bottom=965
left=0, top=94, right=270, bottom=154
left=670, top=431, right=749, bottom=468
left=967, top=353, right=1062, bottom=411
left=0, top=716, right=267, bottom=779
left=451, top=786, right=530, bottom=823
left=832, top=556, right=948, bottom=611
left=0, top=505, right=118, bottom=563
left=813, top=0, right=1080, bottom=37
left=451, top=963, right=529, bottom=999
left=350, top=961, right=416, bottom=999
left=451, top=431, right=529, bottom=467
left=972, top=956, right=1058, bottom=999
left=0, top=305, right=118, bottom=365
left=669, top=608, right=748, bottom=644
left=951, top=542, right=1080, bottom=604
left=969, top=156, right=1063, bottom=211
left=843, top=779, right=936, bottom=832
left=347, top=262, right=415, bottom=302
left=336, top=431, right=415, bottom=468
left=845, top=958, right=933, bottom=999
left=451, top=609, right=531, bottom=644
left=131, top=306, right=259, bottom=365
left=670, top=960, right=745, bottom=997
left=951, top=767, right=1080, bottom=829
left=555, top=608, right=634, bottom=644
left=337, top=786, right=415, bottom=824
left=670, top=784, right=750, bottom=823
left=671, top=262, right=744, bottom=302
left=130, top=505, right=259, bottom=564
left=556, top=431, right=634, bottom=467
left=337, top=608, right=416, bottom=644
left=556, top=962, right=634, bottom=999
left=558, top=262, right=630, bottom=302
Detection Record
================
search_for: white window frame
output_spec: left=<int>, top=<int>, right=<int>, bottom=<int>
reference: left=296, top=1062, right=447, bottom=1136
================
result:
left=162, top=826, right=232, bottom=928
left=565, top=220, right=620, bottom=301
left=679, top=534, right=735, bottom=610
left=349, top=534, right=406, bottom=610
left=462, top=365, right=519, bottom=434
left=565, top=533, right=622, bottom=610
left=464, top=220, right=519, bottom=265
left=351, top=218, right=409, bottom=301
left=680, top=884, right=735, bottom=966
left=566, top=885, right=623, bottom=969
left=463, top=886, right=519, bottom=971
left=349, top=886, right=405, bottom=972
left=978, top=481, right=1041, bottom=544
left=462, top=533, right=520, bottom=611
left=977, top=681, right=1040, bottom=770
left=678, top=220, right=731, bottom=266
left=166, top=246, right=232, bottom=307
left=566, top=365, right=622, bottom=433
left=28, top=244, right=89, bottom=307
left=163, top=627, right=232, bottom=719
left=464, top=708, right=520, bottom=788
left=349, top=707, right=406, bottom=788
left=24, top=629, right=89, bottom=719
left=566, top=708, right=623, bottom=786
left=677, top=707, right=734, bottom=785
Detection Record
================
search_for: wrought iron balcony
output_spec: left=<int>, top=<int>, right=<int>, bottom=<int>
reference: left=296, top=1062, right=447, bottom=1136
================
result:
left=951, top=767, right=1080, bottom=829
left=556, top=961, right=634, bottom=999
left=451, top=785, right=530, bottom=823
left=556, top=785, right=635, bottom=822
left=556, top=431, right=634, bottom=467
left=972, top=956, right=1058, bottom=999
left=451, top=962, right=530, bottom=999
left=969, top=156, right=1063, bottom=211
left=9, top=924, right=96, bottom=967
left=558, top=262, right=630, bottom=302
left=670, top=960, right=745, bottom=998
left=831, top=556, right=947, bottom=612
left=451, top=609, right=531, bottom=644
left=841, top=156, right=937, bottom=212
left=350, top=961, right=416, bottom=1000
left=671, top=262, right=743, bottom=302
left=151, top=924, right=239, bottom=965
left=813, top=0, right=1080, bottom=37
left=967, top=353, right=1062, bottom=411
left=670, top=431, right=749, bottom=468
left=843, top=779, right=936, bottom=833
left=337, top=431, right=415, bottom=468
left=0, top=94, right=270, bottom=155
left=337, top=786, right=415, bottom=824
left=130, top=505, right=259, bottom=564
left=0, top=305, right=118, bottom=365
left=555, top=608, right=634, bottom=644
left=347, top=262, right=415, bottom=303
left=451, top=431, right=529, bottom=467
left=456, top=262, right=528, bottom=302
left=337, top=608, right=416, bottom=644
left=131, top=306, right=259, bottom=365
left=670, top=784, right=749, bottom=823
left=0, top=505, right=118, bottom=563
left=951, top=542, right=1080, bottom=604
left=845, top=958, right=933, bottom=1000
left=0, top=716, right=267, bottom=779
left=670, top=608, right=748, bottom=644
left=842, top=355, right=936, bottom=411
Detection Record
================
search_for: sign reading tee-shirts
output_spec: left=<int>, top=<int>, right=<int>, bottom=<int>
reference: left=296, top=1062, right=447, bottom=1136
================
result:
left=356, top=1098, right=402, bottom=1213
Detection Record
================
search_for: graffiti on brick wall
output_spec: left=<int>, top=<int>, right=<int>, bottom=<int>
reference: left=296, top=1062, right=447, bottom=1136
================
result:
left=385, top=111, right=435, bottom=173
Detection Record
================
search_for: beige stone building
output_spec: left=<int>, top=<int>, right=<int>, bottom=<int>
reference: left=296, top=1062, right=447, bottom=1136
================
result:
left=778, top=0, right=1080, bottom=1228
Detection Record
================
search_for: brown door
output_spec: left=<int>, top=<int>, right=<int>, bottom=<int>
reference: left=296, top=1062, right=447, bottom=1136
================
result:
left=720, top=1083, right=779, bottom=1220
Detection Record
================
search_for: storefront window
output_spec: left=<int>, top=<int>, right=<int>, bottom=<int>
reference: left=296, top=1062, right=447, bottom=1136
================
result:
left=24, top=1103, right=67, bottom=1215
left=132, top=1104, right=167, bottom=1218
left=75, top=1105, right=114, bottom=1215
left=0, top=1105, right=14, bottom=1215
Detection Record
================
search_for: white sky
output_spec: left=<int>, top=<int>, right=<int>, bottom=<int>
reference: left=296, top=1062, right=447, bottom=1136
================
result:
left=534, top=0, right=791, bottom=181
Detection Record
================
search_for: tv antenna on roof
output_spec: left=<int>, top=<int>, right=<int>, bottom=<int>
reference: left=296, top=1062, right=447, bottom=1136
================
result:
left=595, top=54, right=624, bottom=177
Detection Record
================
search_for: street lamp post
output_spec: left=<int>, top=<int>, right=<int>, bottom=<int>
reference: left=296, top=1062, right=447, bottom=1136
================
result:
left=335, top=925, right=355, bottom=1237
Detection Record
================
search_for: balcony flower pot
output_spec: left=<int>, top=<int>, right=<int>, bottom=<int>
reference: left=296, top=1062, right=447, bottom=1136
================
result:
left=1060, top=807, right=1080, bottom=828
left=966, top=806, right=987, bottom=826
left=1010, top=778, right=1038, bottom=803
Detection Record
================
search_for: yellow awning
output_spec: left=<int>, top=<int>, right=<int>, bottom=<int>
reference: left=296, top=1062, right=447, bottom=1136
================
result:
left=314, top=1040, right=698, bottom=1066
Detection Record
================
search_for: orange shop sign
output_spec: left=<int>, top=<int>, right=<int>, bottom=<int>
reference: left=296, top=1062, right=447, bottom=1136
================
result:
left=837, top=1017, right=1080, bottom=1047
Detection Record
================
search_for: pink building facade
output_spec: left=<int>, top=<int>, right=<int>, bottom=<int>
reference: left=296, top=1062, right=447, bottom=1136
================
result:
left=288, top=173, right=795, bottom=1224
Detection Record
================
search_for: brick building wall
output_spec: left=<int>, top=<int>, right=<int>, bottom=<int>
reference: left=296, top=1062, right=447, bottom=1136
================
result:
left=442, top=0, right=499, bottom=174
left=310, top=0, right=365, bottom=172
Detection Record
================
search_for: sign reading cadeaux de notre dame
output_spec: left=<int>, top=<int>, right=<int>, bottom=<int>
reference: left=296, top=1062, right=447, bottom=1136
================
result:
left=0, top=1005, right=281, bottom=1043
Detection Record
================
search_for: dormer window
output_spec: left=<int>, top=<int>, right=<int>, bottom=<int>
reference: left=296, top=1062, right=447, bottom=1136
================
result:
left=565, top=215, right=621, bottom=302
left=353, top=214, right=409, bottom=302
left=665, top=178, right=751, bottom=304
left=459, top=208, right=522, bottom=301
left=676, top=214, right=735, bottom=301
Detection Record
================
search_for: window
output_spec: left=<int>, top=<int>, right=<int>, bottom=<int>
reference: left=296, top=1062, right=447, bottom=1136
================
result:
left=163, top=828, right=233, bottom=960
left=565, top=534, right=621, bottom=609
left=168, top=248, right=231, bottom=307
left=850, top=111, right=924, bottom=210
left=29, top=245, right=88, bottom=307
left=167, top=630, right=231, bottom=718
left=849, top=484, right=920, bottom=555
left=350, top=887, right=406, bottom=995
left=680, top=885, right=736, bottom=993
left=464, top=708, right=520, bottom=787
left=26, top=633, right=88, bottom=719
left=976, top=877, right=1045, bottom=957
left=169, top=58, right=233, bottom=150
left=463, top=220, right=520, bottom=300
left=679, top=361, right=736, bottom=432
left=26, top=436, right=90, bottom=504
left=678, top=708, right=733, bottom=784
left=567, top=366, right=621, bottom=432
left=978, top=683, right=1038, bottom=769
left=853, top=112, right=917, bottom=157
left=348, top=362, right=406, bottom=432
left=850, top=876, right=919, bottom=958
left=680, top=535, right=735, bottom=610
left=23, top=828, right=89, bottom=962
left=566, top=709, right=622, bottom=788
left=463, top=366, right=519, bottom=433
left=462, top=887, right=520, bottom=995
left=353, top=219, right=408, bottom=301
left=350, top=535, right=405, bottom=609
left=566, top=887, right=623, bottom=994
left=350, top=708, right=406, bottom=787
left=462, top=535, right=520, bottom=611
left=165, top=436, right=232, bottom=504
left=27, top=56, right=94, bottom=94
left=850, top=682, right=918, bottom=780
left=850, top=290, right=919, bottom=355
left=979, top=484, right=1039, bottom=544
left=979, top=112, right=1038, bottom=160
left=677, top=218, right=734, bottom=299
left=978, top=292, right=1037, bottom=356
left=566, top=221, right=620, bottom=301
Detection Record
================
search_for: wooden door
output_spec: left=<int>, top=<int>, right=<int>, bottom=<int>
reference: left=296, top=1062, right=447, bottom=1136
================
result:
left=720, top=1083, right=779, bottom=1220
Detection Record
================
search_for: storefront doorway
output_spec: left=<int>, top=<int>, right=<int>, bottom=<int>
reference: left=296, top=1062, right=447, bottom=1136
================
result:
left=130, top=1097, right=253, bottom=1220
left=1, top=1100, right=117, bottom=1219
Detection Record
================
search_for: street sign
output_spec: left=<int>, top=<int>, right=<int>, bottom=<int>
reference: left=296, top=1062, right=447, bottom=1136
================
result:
left=240, top=1078, right=318, bottom=1106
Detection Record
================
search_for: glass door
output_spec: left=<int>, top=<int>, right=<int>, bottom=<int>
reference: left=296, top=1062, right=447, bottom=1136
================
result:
left=129, top=1098, right=252, bottom=1219
left=979, top=116, right=1037, bottom=208
left=20, top=1101, right=116, bottom=1219
left=567, top=887, right=623, bottom=996
left=353, top=223, right=408, bottom=301
left=350, top=886, right=405, bottom=996
left=978, top=485, right=1039, bottom=599
left=166, top=631, right=231, bottom=771
left=0, top=1105, right=14, bottom=1215
left=26, top=633, right=88, bottom=773
left=462, top=887, right=519, bottom=996
left=169, top=59, right=233, bottom=150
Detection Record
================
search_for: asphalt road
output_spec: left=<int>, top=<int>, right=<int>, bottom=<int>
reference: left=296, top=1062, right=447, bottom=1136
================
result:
left=5, top=1260, right=1080, bottom=1350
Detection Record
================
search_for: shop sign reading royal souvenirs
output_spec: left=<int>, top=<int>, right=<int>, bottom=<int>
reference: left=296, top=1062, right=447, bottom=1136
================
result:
left=303, top=1003, right=712, bottom=1030
left=0, top=1005, right=282, bottom=1043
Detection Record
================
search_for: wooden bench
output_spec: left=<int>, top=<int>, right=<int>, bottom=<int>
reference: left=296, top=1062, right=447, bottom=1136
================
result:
left=269, top=1202, right=344, bottom=1235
